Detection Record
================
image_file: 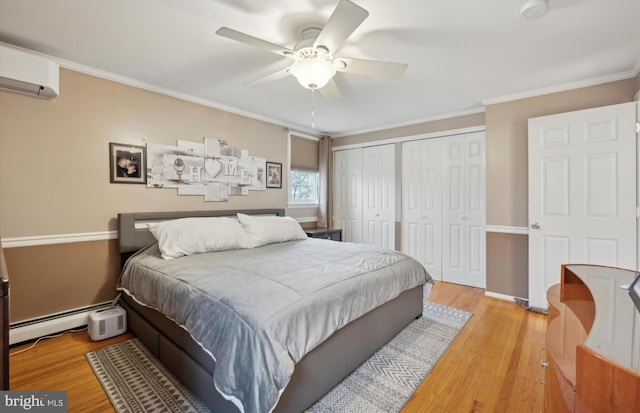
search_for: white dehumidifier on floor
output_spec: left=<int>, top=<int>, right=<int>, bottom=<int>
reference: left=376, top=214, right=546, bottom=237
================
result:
left=88, top=305, right=127, bottom=341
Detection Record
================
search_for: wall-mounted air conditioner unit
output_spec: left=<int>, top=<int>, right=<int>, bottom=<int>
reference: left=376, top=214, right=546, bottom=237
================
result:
left=0, top=44, right=59, bottom=99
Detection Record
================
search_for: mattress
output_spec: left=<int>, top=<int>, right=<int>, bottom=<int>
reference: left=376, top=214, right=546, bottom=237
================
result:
left=117, top=238, right=430, bottom=413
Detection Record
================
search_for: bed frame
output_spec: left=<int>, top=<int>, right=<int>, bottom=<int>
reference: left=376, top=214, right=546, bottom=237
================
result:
left=118, top=209, right=424, bottom=413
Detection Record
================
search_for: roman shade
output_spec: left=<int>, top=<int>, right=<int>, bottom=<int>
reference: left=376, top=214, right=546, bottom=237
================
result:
left=291, top=136, right=319, bottom=171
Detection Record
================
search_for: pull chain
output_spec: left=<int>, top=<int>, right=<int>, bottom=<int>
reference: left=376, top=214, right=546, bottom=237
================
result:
left=311, top=88, right=316, bottom=129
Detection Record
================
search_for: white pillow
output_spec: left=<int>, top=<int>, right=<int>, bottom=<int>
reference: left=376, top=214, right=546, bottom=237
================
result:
left=237, top=213, right=307, bottom=247
left=148, top=217, right=250, bottom=259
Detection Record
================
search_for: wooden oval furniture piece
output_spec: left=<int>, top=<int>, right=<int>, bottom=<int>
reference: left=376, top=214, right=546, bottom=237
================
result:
left=544, top=265, right=640, bottom=412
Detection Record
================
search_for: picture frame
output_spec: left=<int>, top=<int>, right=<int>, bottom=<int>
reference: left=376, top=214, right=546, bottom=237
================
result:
left=266, top=161, right=282, bottom=188
left=109, top=142, right=146, bottom=184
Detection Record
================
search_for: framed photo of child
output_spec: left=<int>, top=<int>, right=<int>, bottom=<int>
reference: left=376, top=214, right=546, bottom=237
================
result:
left=109, top=143, right=146, bottom=184
left=266, top=161, right=282, bottom=188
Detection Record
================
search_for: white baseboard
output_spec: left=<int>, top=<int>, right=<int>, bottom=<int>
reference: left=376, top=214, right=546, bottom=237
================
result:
left=484, top=290, right=521, bottom=302
left=9, top=302, right=111, bottom=345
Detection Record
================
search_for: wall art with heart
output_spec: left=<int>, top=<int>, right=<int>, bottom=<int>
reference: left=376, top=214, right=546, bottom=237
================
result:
left=146, top=137, right=266, bottom=201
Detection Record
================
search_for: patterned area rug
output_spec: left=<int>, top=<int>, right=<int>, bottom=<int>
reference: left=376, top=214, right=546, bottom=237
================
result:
left=306, top=302, right=472, bottom=412
left=86, top=338, right=211, bottom=413
left=86, top=302, right=471, bottom=413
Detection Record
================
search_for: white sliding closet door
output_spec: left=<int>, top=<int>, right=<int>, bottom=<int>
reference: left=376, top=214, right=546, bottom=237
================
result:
left=362, top=145, right=396, bottom=249
left=333, top=145, right=396, bottom=247
left=402, top=139, right=442, bottom=279
left=402, top=132, right=485, bottom=287
left=333, top=148, right=363, bottom=243
left=442, top=132, right=486, bottom=288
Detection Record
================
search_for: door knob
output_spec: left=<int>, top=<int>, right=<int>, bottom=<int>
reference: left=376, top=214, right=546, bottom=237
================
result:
left=531, top=222, right=540, bottom=230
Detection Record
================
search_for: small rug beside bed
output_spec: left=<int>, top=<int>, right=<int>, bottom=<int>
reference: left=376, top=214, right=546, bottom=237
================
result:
left=86, top=302, right=472, bottom=413
left=86, top=338, right=209, bottom=413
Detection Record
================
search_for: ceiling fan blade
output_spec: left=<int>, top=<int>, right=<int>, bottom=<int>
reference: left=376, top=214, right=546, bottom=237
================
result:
left=336, top=58, right=407, bottom=79
left=216, top=27, right=296, bottom=58
left=319, top=78, right=341, bottom=100
left=313, top=0, right=369, bottom=53
left=244, top=66, right=292, bottom=87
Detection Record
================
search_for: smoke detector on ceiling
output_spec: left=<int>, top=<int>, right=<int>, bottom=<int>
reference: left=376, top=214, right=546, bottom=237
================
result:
left=520, top=0, right=548, bottom=19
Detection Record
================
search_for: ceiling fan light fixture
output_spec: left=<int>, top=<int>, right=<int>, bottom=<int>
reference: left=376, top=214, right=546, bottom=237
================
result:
left=520, top=0, right=548, bottom=19
left=289, top=57, right=337, bottom=89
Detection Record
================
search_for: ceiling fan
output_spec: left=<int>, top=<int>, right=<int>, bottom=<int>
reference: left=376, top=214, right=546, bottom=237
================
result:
left=215, top=0, right=408, bottom=100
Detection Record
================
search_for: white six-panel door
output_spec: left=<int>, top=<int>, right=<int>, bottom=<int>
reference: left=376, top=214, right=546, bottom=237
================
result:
left=442, top=132, right=486, bottom=288
left=528, top=102, right=637, bottom=310
left=333, top=148, right=363, bottom=243
left=402, top=139, right=443, bottom=279
left=362, top=145, right=396, bottom=249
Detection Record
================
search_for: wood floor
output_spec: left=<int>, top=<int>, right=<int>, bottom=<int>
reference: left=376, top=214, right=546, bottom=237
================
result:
left=9, top=281, right=547, bottom=413
left=403, top=282, right=547, bottom=413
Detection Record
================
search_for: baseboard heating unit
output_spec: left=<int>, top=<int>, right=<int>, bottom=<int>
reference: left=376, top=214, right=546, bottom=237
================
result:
left=9, top=302, right=111, bottom=345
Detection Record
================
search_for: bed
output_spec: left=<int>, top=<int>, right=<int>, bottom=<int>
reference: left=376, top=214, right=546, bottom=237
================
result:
left=117, top=209, right=432, bottom=413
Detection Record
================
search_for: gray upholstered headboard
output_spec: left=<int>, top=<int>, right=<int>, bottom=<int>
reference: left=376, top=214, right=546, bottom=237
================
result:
left=117, top=208, right=286, bottom=254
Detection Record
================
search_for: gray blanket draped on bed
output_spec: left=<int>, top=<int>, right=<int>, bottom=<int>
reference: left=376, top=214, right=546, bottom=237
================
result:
left=117, top=238, right=430, bottom=413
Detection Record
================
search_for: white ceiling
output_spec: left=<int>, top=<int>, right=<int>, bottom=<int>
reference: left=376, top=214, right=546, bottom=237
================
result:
left=0, top=0, right=638, bottom=136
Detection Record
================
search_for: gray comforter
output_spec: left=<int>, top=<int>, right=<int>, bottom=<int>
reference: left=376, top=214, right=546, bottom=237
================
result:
left=117, top=238, right=430, bottom=413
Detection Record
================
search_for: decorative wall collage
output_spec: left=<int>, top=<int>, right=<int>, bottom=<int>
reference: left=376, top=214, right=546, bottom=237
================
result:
left=110, top=137, right=271, bottom=202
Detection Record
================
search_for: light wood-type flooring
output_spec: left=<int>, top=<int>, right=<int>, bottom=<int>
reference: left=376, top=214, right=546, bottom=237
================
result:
left=9, top=281, right=546, bottom=412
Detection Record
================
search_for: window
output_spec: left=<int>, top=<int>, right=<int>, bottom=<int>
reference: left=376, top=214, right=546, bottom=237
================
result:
left=289, top=169, right=319, bottom=204
left=289, top=134, right=320, bottom=206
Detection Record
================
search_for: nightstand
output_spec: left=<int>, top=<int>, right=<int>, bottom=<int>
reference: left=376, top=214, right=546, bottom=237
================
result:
left=305, top=228, right=342, bottom=242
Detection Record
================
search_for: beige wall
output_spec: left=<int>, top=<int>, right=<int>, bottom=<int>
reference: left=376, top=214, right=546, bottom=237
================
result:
left=3, top=240, right=121, bottom=321
left=0, top=69, right=289, bottom=322
left=0, top=69, right=288, bottom=237
left=486, top=233, right=528, bottom=298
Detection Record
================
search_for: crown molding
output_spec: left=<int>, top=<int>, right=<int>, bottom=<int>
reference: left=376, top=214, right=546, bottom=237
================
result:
left=632, top=57, right=640, bottom=77
left=288, top=129, right=321, bottom=141
left=482, top=70, right=637, bottom=106
left=2, top=42, right=636, bottom=139
left=57, top=57, right=321, bottom=134
left=332, top=106, right=486, bottom=138
left=0, top=41, right=319, bottom=136
left=331, top=126, right=485, bottom=151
